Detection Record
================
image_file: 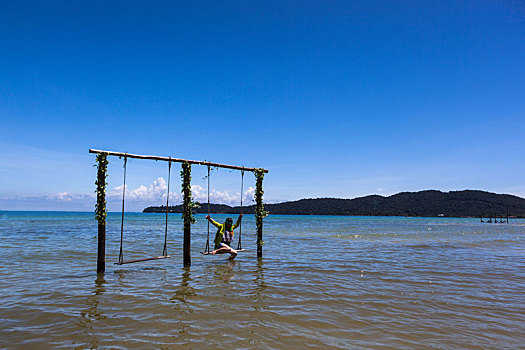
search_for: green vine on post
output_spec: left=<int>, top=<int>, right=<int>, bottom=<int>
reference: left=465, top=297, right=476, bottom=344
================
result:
left=181, top=162, right=197, bottom=224
left=94, top=153, right=108, bottom=225
left=254, top=168, right=268, bottom=219
left=254, top=168, right=267, bottom=255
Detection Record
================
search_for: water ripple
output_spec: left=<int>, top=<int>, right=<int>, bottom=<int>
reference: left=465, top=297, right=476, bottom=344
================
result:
left=1, top=212, right=524, bottom=348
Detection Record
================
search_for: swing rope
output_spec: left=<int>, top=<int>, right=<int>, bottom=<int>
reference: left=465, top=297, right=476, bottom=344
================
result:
left=201, top=167, right=246, bottom=256
left=237, top=170, right=244, bottom=250
left=162, top=159, right=171, bottom=256
left=204, top=165, right=211, bottom=254
left=115, top=155, right=172, bottom=265
left=118, top=155, right=127, bottom=265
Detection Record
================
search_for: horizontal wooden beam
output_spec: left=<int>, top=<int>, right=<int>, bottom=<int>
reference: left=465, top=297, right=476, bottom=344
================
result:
left=89, top=149, right=268, bottom=173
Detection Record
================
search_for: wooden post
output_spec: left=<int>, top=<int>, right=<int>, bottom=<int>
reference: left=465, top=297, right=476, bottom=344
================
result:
left=95, top=154, right=108, bottom=273
left=255, top=169, right=265, bottom=258
left=182, top=162, right=192, bottom=266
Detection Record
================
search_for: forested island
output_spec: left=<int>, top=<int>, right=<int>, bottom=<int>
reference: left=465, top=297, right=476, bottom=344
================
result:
left=143, top=190, right=525, bottom=218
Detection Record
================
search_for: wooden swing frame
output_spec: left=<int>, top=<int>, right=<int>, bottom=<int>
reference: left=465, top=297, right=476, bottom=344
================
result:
left=90, top=148, right=267, bottom=272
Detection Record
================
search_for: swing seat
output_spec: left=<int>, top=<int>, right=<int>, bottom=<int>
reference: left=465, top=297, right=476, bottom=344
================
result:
left=201, top=249, right=245, bottom=255
left=114, top=255, right=171, bottom=265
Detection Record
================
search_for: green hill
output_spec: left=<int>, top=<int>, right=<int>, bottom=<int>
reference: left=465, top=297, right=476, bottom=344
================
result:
left=143, top=190, right=525, bottom=218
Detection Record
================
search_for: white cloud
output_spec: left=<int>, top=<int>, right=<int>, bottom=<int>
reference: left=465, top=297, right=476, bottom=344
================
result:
left=191, top=184, right=237, bottom=205
left=108, top=177, right=182, bottom=203
left=243, top=186, right=256, bottom=203
left=0, top=192, right=96, bottom=211
left=0, top=192, right=95, bottom=202
left=51, top=192, right=94, bottom=202
left=0, top=178, right=263, bottom=211
left=190, top=185, right=257, bottom=205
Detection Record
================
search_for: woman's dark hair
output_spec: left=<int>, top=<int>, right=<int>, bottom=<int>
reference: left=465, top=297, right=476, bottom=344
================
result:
left=225, top=217, right=233, bottom=224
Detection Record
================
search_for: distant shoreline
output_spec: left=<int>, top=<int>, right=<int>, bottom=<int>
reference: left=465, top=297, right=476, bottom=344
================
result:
left=1, top=209, right=524, bottom=219
left=4, top=190, right=525, bottom=218
left=1, top=210, right=524, bottom=219
left=143, top=190, right=525, bottom=218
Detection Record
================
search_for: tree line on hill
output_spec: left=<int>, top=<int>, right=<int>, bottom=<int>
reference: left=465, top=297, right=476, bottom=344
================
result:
left=143, top=190, right=525, bottom=218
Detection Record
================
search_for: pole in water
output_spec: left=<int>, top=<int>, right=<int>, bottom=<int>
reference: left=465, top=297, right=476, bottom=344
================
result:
left=254, top=169, right=265, bottom=258
left=95, top=153, right=108, bottom=274
left=182, top=162, right=192, bottom=266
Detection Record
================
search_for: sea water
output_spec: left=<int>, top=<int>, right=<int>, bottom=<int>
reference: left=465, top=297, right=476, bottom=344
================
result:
left=0, top=211, right=524, bottom=349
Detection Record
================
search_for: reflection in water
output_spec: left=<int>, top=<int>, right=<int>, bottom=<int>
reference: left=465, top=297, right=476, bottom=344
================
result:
left=158, top=266, right=168, bottom=285
left=170, top=267, right=196, bottom=305
left=170, top=267, right=196, bottom=340
left=115, top=269, right=126, bottom=284
left=77, top=274, right=107, bottom=349
left=202, top=259, right=238, bottom=284
left=252, top=259, right=266, bottom=309
left=94, top=274, right=106, bottom=296
left=213, top=260, right=237, bottom=283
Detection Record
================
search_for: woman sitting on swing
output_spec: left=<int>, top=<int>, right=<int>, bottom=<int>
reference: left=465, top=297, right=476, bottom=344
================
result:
left=205, top=214, right=243, bottom=259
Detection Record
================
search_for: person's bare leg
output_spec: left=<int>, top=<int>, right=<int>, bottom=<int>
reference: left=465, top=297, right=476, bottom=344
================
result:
left=228, top=248, right=238, bottom=260
left=212, top=246, right=231, bottom=255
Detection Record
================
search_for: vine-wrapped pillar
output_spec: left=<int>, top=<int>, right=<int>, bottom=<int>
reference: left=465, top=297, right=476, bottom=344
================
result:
left=254, top=169, right=266, bottom=258
left=95, top=154, right=108, bottom=273
left=182, top=162, right=192, bottom=266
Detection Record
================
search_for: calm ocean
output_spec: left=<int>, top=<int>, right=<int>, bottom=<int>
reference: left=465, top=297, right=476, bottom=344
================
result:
left=1, top=211, right=524, bottom=349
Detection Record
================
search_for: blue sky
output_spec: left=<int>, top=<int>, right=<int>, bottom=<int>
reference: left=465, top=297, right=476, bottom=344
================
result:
left=1, top=0, right=524, bottom=211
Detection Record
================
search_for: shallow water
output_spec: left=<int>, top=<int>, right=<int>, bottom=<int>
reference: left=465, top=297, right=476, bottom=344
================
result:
left=1, top=212, right=524, bottom=349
